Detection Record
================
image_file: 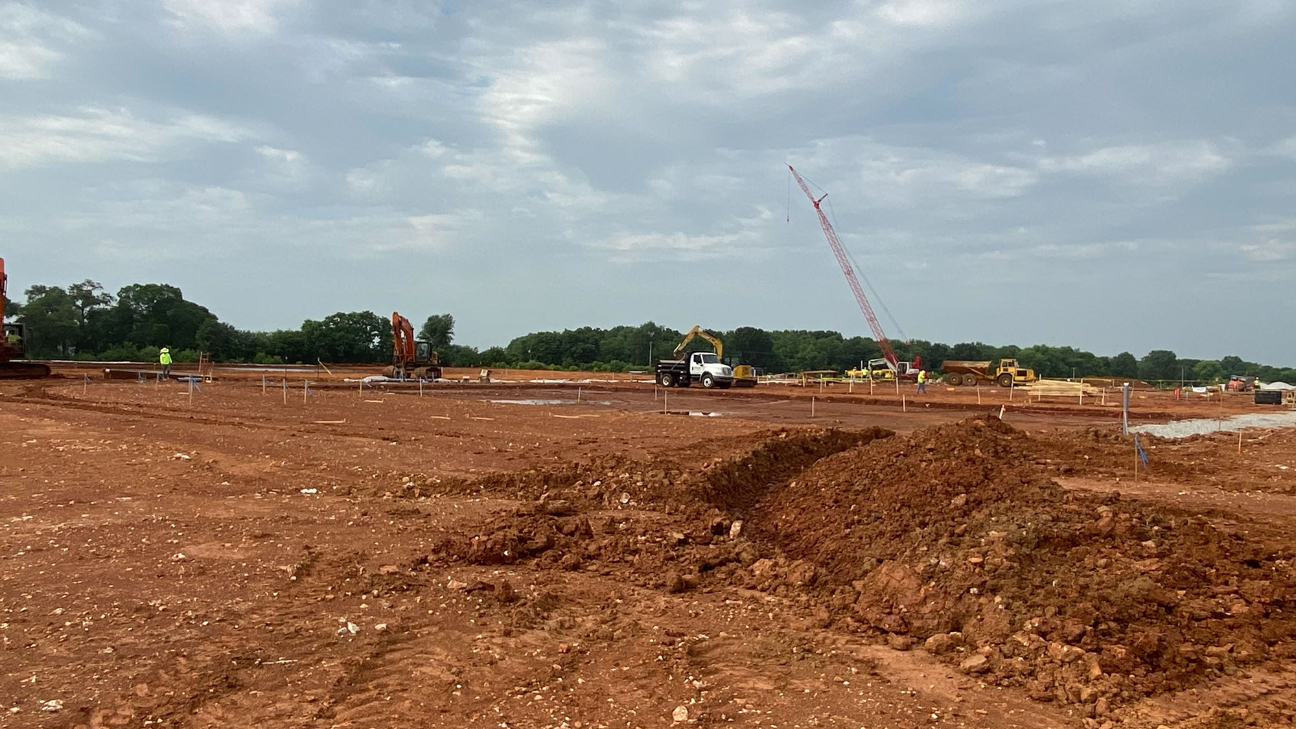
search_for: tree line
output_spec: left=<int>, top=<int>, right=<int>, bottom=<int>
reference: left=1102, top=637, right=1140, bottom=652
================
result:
left=6, top=279, right=1294, bottom=385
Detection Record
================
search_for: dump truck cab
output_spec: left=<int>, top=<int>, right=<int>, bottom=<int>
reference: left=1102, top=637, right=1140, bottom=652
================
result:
left=656, top=351, right=733, bottom=389
left=989, top=358, right=1034, bottom=387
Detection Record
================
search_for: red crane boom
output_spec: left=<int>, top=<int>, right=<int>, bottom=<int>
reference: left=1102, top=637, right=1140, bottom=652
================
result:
left=787, top=164, right=899, bottom=368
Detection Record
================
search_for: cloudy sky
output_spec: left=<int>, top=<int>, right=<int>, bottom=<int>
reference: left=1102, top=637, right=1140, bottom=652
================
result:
left=2, top=0, right=1293, bottom=363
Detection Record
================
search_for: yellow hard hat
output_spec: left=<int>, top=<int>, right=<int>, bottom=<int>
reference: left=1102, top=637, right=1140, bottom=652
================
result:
left=161, top=347, right=170, bottom=352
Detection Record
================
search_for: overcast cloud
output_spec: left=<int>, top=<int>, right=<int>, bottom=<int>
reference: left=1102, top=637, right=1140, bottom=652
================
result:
left=1, top=0, right=1293, bottom=362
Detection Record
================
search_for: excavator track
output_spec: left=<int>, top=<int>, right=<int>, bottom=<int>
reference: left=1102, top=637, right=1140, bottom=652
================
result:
left=0, top=362, right=52, bottom=379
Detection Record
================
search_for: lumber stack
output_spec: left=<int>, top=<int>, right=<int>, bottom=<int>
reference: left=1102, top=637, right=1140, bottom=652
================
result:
left=1022, top=379, right=1100, bottom=397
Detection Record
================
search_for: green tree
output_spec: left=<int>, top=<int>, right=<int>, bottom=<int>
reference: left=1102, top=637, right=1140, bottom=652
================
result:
left=302, top=311, right=387, bottom=362
left=1192, top=359, right=1226, bottom=384
left=1138, top=350, right=1179, bottom=383
left=108, top=283, right=216, bottom=350
left=479, top=346, right=509, bottom=365
left=18, top=285, right=78, bottom=357
left=1219, top=355, right=1247, bottom=376
left=1110, top=352, right=1139, bottom=378
left=418, top=314, right=455, bottom=350
left=196, top=320, right=254, bottom=361
left=725, top=326, right=779, bottom=370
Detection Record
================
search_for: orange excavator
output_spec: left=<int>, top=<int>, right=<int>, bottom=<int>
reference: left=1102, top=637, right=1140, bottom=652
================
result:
left=0, top=258, right=51, bottom=379
left=383, top=312, right=442, bottom=380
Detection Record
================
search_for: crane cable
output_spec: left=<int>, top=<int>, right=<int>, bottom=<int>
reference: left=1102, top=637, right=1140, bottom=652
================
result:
left=819, top=193, right=911, bottom=345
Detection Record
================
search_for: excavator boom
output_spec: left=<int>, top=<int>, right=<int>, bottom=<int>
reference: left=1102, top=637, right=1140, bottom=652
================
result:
left=672, top=325, right=724, bottom=360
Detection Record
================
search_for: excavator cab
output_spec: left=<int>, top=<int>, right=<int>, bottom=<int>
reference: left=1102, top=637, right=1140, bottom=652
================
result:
left=415, top=341, right=436, bottom=365
left=2, top=323, right=26, bottom=359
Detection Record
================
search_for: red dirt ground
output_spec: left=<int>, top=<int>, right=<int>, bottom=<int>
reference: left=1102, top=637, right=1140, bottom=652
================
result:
left=3, top=374, right=1296, bottom=729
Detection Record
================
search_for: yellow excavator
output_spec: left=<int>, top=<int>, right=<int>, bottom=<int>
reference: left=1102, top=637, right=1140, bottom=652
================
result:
left=673, top=326, right=758, bottom=387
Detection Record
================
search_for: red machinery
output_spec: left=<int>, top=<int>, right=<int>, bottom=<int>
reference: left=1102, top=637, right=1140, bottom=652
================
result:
left=384, top=311, right=442, bottom=380
left=788, top=165, right=917, bottom=378
left=0, top=258, right=51, bottom=378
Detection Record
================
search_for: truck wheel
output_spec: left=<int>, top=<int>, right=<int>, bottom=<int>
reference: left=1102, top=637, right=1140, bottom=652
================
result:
left=945, top=373, right=962, bottom=386
left=702, top=373, right=715, bottom=388
left=660, top=372, right=675, bottom=388
left=997, top=373, right=1014, bottom=388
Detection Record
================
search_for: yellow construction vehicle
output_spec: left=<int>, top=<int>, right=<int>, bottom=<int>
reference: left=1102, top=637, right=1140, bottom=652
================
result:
left=668, top=325, right=757, bottom=387
left=941, top=358, right=1037, bottom=387
left=846, top=356, right=923, bottom=382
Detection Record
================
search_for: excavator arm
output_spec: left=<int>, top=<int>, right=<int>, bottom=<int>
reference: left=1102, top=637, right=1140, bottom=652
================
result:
left=391, top=312, right=416, bottom=365
left=672, top=325, right=724, bottom=360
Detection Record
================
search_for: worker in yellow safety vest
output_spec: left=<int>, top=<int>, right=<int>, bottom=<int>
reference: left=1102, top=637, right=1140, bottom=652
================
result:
left=159, top=347, right=172, bottom=378
left=916, top=369, right=928, bottom=394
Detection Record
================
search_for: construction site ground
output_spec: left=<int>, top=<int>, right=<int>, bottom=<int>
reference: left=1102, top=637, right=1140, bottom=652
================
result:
left=4, top=368, right=1296, bottom=728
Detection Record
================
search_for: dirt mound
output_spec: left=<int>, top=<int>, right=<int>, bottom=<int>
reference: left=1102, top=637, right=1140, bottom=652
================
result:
left=754, top=416, right=1296, bottom=708
left=380, top=427, right=885, bottom=515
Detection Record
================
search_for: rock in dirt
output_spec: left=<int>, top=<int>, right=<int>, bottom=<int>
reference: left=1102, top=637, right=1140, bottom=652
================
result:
left=495, top=580, right=518, bottom=604
left=729, top=520, right=743, bottom=539
left=541, top=500, right=576, bottom=516
left=924, top=632, right=963, bottom=655
left=959, top=654, right=990, bottom=675
left=666, top=574, right=688, bottom=594
left=887, top=634, right=917, bottom=651
left=672, top=705, right=689, bottom=722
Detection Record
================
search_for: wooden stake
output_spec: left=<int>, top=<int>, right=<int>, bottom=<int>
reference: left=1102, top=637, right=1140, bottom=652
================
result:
left=578, top=387, right=582, bottom=402
left=976, top=384, right=981, bottom=405
left=902, top=394, right=906, bottom=412
left=1238, top=430, right=1243, bottom=454
left=303, top=381, right=308, bottom=404
left=262, top=375, right=266, bottom=395
left=664, top=389, right=668, bottom=414
left=811, top=396, right=815, bottom=417
left=283, top=379, right=288, bottom=405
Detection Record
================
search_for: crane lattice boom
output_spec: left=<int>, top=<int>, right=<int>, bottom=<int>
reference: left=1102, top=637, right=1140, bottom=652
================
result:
left=787, top=165, right=898, bottom=367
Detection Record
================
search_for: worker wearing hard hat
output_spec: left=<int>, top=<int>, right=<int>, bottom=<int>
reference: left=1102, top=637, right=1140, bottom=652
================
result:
left=916, top=369, right=928, bottom=394
left=159, top=347, right=172, bottom=378
left=5, top=328, right=19, bottom=347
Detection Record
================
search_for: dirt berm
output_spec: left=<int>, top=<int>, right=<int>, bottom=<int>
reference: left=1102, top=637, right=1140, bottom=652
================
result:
left=753, top=416, right=1296, bottom=708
